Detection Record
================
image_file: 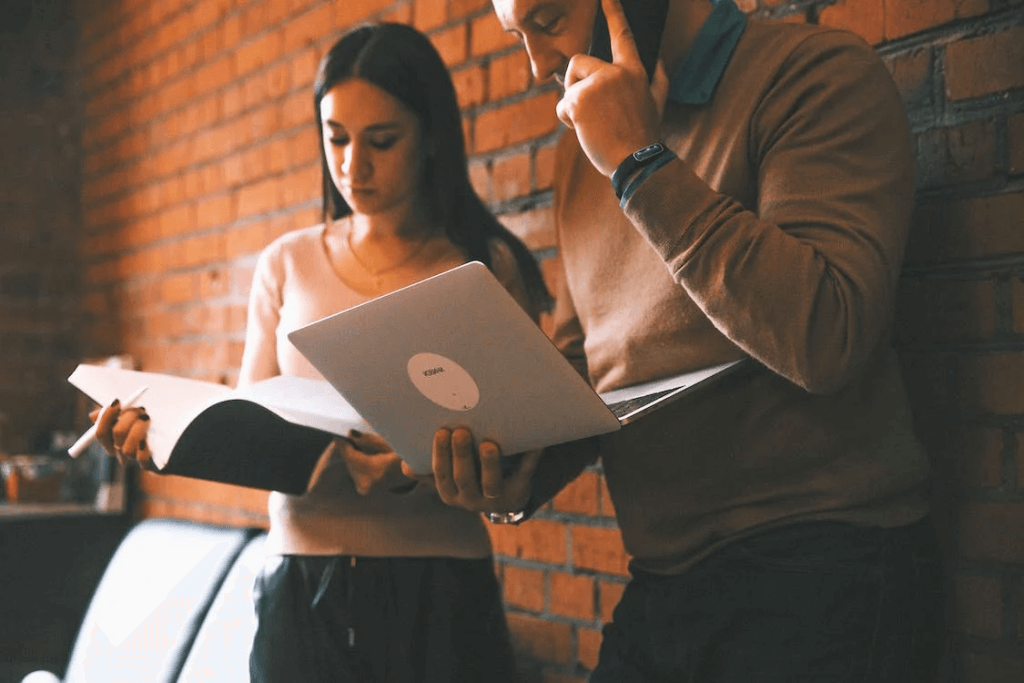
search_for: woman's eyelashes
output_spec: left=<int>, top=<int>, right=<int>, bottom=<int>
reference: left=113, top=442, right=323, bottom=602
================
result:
left=326, top=133, right=400, bottom=150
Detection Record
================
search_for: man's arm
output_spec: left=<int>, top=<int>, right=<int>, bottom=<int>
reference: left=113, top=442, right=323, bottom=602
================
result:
left=625, top=33, right=914, bottom=394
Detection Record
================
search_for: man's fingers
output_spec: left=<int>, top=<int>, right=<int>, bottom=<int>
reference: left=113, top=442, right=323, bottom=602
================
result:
left=432, top=428, right=458, bottom=503
left=450, top=428, right=480, bottom=494
left=602, top=0, right=643, bottom=70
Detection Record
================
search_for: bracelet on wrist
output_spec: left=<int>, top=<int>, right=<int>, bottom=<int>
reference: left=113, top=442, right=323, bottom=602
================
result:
left=610, top=142, right=673, bottom=200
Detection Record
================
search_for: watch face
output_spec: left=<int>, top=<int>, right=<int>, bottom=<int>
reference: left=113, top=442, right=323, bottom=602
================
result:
left=633, top=143, right=665, bottom=161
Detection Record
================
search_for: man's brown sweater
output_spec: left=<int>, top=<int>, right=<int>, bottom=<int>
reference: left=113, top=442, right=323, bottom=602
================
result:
left=547, top=18, right=930, bottom=574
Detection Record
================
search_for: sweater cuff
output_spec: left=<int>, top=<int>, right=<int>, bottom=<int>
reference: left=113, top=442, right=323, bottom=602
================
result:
left=620, top=155, right=727, bottom=268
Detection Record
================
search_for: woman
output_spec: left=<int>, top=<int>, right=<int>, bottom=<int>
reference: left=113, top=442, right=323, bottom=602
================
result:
left=94, top=22, right=548, bottom=682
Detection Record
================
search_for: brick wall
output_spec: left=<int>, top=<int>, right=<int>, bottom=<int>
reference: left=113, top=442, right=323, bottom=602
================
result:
left=0, top=0, right=83, bottom=454
left=61, top=0, right=1024, bottom=680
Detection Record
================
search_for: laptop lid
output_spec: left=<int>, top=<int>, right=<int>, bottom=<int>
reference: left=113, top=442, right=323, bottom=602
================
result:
left=288, top=261, right=622, bottom=474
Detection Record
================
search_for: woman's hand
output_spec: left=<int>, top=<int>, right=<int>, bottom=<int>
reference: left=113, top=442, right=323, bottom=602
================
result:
left=88, top=399, right=155, bottom=470
left=402, top=427, right=541, bottom=515
left=339, top=430, right=418, bottom=496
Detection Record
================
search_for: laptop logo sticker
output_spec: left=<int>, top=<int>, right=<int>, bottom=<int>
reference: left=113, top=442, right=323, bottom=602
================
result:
left=407, top=352, right=480, bottom=411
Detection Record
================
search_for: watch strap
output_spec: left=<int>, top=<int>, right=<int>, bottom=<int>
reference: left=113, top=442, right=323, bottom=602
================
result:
left=611, top=142, right=670, bottom=199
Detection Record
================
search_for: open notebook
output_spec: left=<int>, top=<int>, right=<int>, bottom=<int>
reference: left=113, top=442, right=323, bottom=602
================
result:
left=289, top=261, right=744, bottom=474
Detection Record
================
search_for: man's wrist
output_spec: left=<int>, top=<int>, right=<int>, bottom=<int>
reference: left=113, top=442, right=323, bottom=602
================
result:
left=611, top=142, right=670, bottom=198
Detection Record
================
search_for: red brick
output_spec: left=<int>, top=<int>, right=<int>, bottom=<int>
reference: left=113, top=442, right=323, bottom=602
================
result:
left=894, top=277, right=997, bottom=345
left=945, top=26, right=1024, bottom=101
left=959, top=502, right=1024, bottom=564
left=549, top=571, right=594, bottom=620
left=818, top=0, right=884, bottom=46
left=955, top=574, right=1003, bottom=639
left=502, top=564, right=546, bottom=612
left=498, top=205, right=556, bottom=251
left=289, top=45, right=321, bottom=93
left=475, top=91, right=560, bottom=152
left=489, top=519, right=568, bottom=564
left=221, top=83, right=246, bottom=120
left=188, top=0, right=232, bottom=34
left=471, top=11, right=521, bottom=57
left=237, top=177, right=281, bottom=219
left=287, top=127, right=320, bottom=168
left=279, top=164, right=320, bottom=207
left=577, top=626, right=602, bottom=670
left=506, top=612, right=574, bottom=664
left=468, top=159, right=491, bottom=202
left=282, top=4, right=332, bottom=52
left=888, top=48, right=937, bottom=108
left=161, top=271, right=197, bottom=305
left=957, top=352, right=1024, bottom=415
left=934, top=423, right=1004, bottom=487
left=492, top=151, right=531, bottom=202
left=194, top=54, right=236, bottom=98
left=236, top=30, right=284, bottom=77
left=450, top=0, right=490, bottom=21
left=452, top=63, right=487, bottom=109
left=1008, top=112, right=1024, bottom=176
left=335, top=0, right=396, bottom=26
left=534, top=143, right=557, bottom=192
left=431, top=23, right=469, bottom=68
left=184, top=232, right=227, bottom=267
left=885, top=0, right=987, bottom=41
left=599, top=580, right=625, bottom=623
left=598, top=470, right=617, bottom=519
left=571, top=525, right=629, bottom=576
left=916, top=121, right=995, bottom=188
left=911, top=192, right=1024, bottom=263
left=490, top=49, right=531, bottom=101
left=240, top=1, right=271, bottom=38
left=200, top=264, right=232, bottom=299
left=382, top=4, right=414, bottom=24
left=552, top=471, right=601, bottom=516
left=412, top=0, right=447, bottom=31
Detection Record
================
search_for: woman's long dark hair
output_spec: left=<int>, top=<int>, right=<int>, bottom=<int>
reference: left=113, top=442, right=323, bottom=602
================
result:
left=314, top=22, right=550, bottom=310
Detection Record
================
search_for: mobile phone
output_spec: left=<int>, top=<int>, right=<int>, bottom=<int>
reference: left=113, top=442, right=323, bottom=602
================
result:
left=589, top=0, right=670, bottom=82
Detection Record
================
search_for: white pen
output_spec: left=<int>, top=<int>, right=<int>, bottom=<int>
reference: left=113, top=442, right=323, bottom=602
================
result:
left=68, top=385, right=149, bottom=458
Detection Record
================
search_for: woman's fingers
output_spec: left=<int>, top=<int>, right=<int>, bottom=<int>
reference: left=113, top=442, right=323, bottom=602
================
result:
left=346, top=429, right=391, bottom=454
left=94, top=399, right=121, bottom=455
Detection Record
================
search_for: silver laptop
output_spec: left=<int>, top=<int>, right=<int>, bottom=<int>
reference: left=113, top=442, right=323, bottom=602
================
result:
left=288, top=261, right=743, bottom=474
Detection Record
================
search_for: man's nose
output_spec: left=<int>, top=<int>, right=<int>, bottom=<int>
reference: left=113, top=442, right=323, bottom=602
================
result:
left=523, top=38, right=564, bottom=83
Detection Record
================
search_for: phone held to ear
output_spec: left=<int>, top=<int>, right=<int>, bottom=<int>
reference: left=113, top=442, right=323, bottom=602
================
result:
left=588, top=0, right=671, bottom=82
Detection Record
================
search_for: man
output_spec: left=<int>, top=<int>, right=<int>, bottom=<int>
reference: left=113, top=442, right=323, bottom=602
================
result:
left=419, top=0, right=945, bottom=679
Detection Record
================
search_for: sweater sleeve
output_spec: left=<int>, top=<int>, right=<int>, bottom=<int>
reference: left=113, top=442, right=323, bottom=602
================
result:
left=623, top=32, right=914, bottom=395
left=237, top=242, right=284, bottom=388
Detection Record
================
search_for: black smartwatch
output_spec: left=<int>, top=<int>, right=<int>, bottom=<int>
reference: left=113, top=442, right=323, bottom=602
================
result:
left=611, top=142, right=670, bottom=199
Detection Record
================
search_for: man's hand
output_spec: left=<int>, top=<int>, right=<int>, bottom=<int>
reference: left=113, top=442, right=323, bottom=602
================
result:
left=555, top=0, right=670, bottom=176
left=402, top=427, right=541, bottom=514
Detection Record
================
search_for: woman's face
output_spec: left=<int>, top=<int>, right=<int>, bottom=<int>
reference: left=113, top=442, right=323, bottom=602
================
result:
left=319, top=78, right=428, bottom=218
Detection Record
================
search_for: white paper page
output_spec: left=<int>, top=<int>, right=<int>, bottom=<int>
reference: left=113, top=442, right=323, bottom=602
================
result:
left=68, top=366, right=374, bottom=470
left=68, top=365, right=234, bottom=469
left=230, top=375, right=371, bottom=436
